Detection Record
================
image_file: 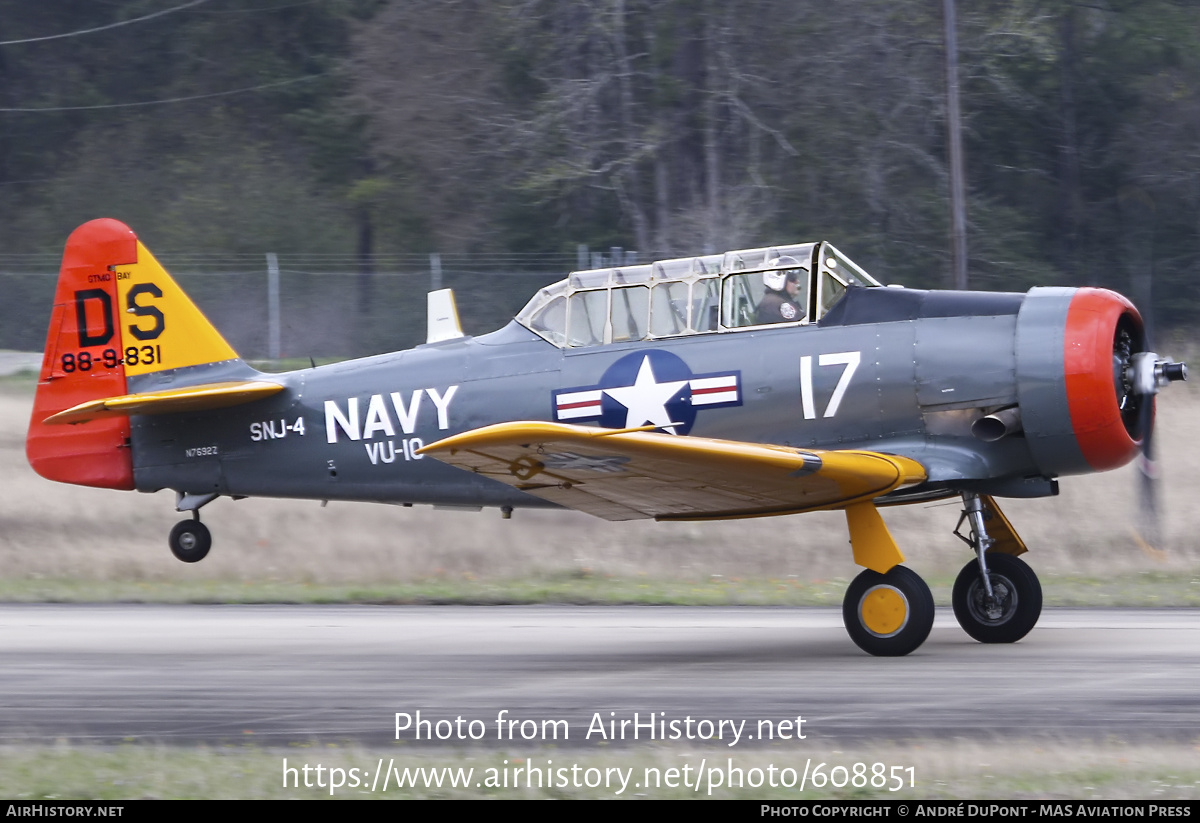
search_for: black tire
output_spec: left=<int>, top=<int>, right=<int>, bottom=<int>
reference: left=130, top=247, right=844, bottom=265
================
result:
left=952, top=553, right=1042, bottom=643
left=168, top=520, right=212, bottom=563
left=842, top=565, right=935, bottom=657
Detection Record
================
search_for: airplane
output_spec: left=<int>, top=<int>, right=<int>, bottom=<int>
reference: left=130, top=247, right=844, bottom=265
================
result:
left=25, top=218, right=1188, bottom=656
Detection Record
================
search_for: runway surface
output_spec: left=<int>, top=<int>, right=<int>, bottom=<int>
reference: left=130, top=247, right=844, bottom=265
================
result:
left=1, top=604, right=1197, bottom=747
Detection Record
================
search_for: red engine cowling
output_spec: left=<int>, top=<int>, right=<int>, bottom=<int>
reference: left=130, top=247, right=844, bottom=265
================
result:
left=1062, top=288, right=1146, bottom=471
left=1016, top=286, right=1146, bottom=478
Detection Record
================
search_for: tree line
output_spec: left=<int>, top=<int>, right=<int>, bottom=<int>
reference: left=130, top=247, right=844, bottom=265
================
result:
left=0, top=0, right=1197, bottom=355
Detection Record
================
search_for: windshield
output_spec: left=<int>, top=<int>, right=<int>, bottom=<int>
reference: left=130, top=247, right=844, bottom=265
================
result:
left=516, top=241, right=879, bottom=347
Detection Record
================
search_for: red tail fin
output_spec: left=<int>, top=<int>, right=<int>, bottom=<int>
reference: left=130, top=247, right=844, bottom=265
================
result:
left=27, top=220, right=138, bottom=488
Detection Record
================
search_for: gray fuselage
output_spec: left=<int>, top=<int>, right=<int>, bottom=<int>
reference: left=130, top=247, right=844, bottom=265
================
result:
left=127, top=286, right=1099, bottom=508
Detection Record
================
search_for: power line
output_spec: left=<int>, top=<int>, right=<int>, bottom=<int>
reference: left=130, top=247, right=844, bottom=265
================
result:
left=0, top=74, right=325, bottom=113
left=191, top=0, right=326, bottom=14
left=0, top=0, right=212, bottom=47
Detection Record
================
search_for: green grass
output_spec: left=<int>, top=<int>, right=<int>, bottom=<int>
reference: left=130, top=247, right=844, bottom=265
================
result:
left=0, top=569, right=1197, bottom=606
left=0, top=371, right=36, bottom=390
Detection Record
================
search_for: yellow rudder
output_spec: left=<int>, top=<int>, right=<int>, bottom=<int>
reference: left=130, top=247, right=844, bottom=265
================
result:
left=113, top=240, right=238, bottom=376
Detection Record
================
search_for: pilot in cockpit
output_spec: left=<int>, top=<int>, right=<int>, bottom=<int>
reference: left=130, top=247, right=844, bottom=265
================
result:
left=756, top=256, right=808, bottom=324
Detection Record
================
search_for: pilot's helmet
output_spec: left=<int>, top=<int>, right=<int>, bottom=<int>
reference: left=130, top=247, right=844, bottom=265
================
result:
left=763, top=256, right=807, bottom=291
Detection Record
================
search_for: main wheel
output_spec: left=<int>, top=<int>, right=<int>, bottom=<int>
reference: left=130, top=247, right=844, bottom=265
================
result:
left=843, top=565, right=935, bottom=657
left=952, top=553, right=1041, bottom=643
left=168, top=520, right=212, bottom=563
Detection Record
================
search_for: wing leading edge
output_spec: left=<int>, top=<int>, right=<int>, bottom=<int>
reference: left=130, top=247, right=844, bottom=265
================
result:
left=418, top=421, right=926, bottom=522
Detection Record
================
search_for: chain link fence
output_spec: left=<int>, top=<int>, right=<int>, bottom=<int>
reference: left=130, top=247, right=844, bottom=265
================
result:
left=0, top=250, right=643, bottom=361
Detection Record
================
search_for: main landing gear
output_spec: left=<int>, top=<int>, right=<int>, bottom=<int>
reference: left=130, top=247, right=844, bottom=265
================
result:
left=840, top=492, right=1041, bottom=656
left=167, top=492, right=217, bottom=563
left=840, top=500, right=935, bottom=656
left=950, top=494, right=1042, bottom=643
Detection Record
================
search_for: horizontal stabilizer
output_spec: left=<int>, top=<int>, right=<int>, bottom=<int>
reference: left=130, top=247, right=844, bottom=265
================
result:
left=43, top=380, right=284, bottom=425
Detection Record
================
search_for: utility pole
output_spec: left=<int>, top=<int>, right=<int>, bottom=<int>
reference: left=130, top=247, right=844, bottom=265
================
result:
left=430, top=253, right=442, bottom=291
left=943, top=0, right=968, bottom=289
left=266, top=252, right=280, bottom=361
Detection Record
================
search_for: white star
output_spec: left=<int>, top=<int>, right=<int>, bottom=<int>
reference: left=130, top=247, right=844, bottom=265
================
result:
left=603, top=355, right=688, bottom=433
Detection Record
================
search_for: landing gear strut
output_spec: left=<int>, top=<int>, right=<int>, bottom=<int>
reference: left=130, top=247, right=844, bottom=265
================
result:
left=951, top=493, right=1042, bottom=643
left=168, top=492, right=217, bottom=563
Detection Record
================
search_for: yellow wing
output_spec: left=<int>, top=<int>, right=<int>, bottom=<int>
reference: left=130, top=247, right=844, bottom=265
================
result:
left=418, top=421, right=926, bottom=522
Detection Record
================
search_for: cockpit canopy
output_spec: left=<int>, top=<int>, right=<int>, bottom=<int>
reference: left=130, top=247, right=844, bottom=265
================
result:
left=515, top=241, right=882, bottom=348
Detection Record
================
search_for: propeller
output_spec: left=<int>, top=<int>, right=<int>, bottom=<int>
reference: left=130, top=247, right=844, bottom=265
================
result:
left=1125, top=344, right=1186, bottom=557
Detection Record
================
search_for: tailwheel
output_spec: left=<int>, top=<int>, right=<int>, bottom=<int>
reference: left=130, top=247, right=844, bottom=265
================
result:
left=168, top=519, right=212, bottom=563
left=952, top=553, right=1041, bottom=643
left=843, top=565, right=934, bottom=657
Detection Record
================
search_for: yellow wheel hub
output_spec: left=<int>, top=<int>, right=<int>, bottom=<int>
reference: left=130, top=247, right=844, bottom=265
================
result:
left=859, top=585, right=909, bottom=637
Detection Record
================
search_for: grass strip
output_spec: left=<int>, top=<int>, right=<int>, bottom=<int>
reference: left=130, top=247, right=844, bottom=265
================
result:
left=0, top=570, right=1197, bottom=606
